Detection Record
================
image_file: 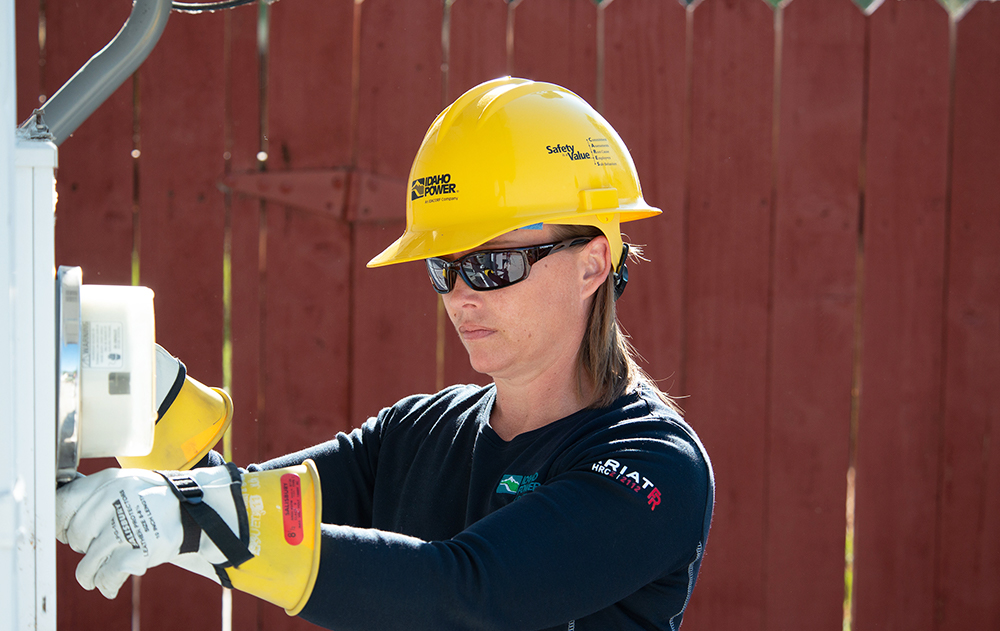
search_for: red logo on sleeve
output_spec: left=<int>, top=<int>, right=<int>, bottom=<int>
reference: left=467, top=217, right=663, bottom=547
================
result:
left=590, top=459, right=661, bottom=512
left=647, top=488, right=662, bottom=511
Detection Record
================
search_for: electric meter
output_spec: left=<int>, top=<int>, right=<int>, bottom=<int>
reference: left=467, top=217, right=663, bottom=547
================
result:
left=56, top=266, right=157, bottom=482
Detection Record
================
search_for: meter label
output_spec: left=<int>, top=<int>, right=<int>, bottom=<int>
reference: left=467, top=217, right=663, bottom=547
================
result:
left=82, top=322, right=125, bottom=368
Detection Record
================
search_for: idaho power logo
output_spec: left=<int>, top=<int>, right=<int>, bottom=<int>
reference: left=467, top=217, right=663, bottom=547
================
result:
left=590, top=459, right=662, bottom=511
left=411, top=173, right=456, bottom=200
left=496, top=472, right=540, bottom=498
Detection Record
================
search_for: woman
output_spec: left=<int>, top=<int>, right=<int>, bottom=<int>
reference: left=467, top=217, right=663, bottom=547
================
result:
left=57, top=78, right=714, bottom=631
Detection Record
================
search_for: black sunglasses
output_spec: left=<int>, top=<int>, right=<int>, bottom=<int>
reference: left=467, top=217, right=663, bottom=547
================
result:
left=425, top=237, right=596, bottom=294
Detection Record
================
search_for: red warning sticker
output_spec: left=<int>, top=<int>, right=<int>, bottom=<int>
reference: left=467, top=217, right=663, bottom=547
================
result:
left=281, top=474, right=304, bottom=545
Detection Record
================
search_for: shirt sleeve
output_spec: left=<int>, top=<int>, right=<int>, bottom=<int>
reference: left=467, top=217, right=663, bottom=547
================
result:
left=239, top=414, right=382, bottom=528
left=297, top=421, right=712, bottom=631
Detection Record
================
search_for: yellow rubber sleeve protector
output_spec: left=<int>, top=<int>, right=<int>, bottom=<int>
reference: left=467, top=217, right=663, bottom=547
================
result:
left=117, top=375, right=233, bottom=471
left=229, top=459, right=323, bottom=615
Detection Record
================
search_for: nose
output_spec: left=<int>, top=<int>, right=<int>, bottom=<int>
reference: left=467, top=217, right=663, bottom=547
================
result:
left=443, top=272, right=482, bottom=310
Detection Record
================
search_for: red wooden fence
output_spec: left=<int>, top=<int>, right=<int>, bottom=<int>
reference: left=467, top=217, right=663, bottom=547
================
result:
left=14, top=0, right=999, bottom=629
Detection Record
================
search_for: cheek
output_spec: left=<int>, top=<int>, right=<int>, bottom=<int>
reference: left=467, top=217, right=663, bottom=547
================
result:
left=511, top=267, right=578, bottom=336
left=442, top=296, right=457, bottom=322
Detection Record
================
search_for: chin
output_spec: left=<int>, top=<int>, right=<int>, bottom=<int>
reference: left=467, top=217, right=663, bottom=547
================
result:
left=464, top=349, right=507, bottom=378
left=468, top=356, right=499, bottom=376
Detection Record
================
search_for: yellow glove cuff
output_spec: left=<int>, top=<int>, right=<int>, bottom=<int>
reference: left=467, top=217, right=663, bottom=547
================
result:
left=117, top=376, right=233, bottom=471
left=227, top=459, right=323, bottom=615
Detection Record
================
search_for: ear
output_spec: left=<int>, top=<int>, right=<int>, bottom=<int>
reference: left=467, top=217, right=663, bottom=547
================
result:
left=579, top=236, right=612, bottom=299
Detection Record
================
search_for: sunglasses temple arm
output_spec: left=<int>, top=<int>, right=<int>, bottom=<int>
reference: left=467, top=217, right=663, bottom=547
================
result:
left=613, top=243, right=629, bottom=301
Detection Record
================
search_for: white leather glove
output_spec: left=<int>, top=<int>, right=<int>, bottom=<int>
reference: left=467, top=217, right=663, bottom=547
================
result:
left=56, top=465, right=247, bottom=599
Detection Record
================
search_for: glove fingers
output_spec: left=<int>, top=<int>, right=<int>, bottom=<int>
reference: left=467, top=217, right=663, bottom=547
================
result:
left=94, top=546, right=152, bottom=599
left=77, top=529, right=153, bottom=598
left=63, top=487, right=119, bottom=554
left=95, top=571, right=131, bottom=601
left=75, top=528, right=123, bottom=591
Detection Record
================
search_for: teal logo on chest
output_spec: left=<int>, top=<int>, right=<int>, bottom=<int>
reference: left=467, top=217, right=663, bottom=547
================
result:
left=496, top=472, right=540, bottom=497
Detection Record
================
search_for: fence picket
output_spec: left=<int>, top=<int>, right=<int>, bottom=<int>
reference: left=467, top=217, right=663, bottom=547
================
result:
left=134, top=8, right=228, bottom=629
left=350, top=0, right=442, bottom=421
left=937, top=5, right=1000, bottom=628
left=765, top=1, right=865, bottom=628
left=853, top=4, right=952, bottom=630
left=683, top=0, right=776, bottom=628
left=603, top=0, right=688, bottom=427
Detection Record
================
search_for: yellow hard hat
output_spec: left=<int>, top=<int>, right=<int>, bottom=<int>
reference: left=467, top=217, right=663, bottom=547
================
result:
left=367, top=77, right=661, bottom=273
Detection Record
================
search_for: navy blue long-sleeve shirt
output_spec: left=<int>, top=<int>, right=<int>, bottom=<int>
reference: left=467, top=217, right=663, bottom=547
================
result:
left=238, top=384, right=713, bottom=630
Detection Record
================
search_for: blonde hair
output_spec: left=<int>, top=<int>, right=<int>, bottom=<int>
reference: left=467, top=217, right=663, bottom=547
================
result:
left=551, top=225, right=679, bottom=412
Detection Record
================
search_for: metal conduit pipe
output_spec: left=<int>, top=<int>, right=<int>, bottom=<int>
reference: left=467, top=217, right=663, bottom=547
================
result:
left=18, top=0, right=173, bottom=146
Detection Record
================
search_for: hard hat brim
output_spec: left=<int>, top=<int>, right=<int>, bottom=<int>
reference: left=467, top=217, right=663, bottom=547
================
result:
left=366, top=204, right=661, bottom=268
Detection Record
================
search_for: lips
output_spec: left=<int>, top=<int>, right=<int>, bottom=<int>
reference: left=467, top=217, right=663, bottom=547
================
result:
left=458, top=324, right=494, bottom=341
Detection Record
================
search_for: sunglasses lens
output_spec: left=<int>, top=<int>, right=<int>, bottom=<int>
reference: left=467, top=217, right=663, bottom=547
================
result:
left=425, top=259, right=453, bottom=294
left=462, top=251, right=527, bottom=290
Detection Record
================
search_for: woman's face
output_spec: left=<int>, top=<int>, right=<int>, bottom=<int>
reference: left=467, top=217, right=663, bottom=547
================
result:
left=440, top=226, right=609, bottom=384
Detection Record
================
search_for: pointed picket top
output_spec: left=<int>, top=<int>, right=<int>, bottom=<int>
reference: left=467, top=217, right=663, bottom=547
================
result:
left=850, top=0, right=886, bottom=15
left=845, top=0, right=978, bottom=17
left=935, top=0, right=978, bottom=19
left=749, top=0, right=798, bottom=11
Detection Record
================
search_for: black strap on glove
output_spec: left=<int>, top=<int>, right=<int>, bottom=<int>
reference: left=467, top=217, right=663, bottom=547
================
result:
left=157, top=462, right=254, bottom=584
